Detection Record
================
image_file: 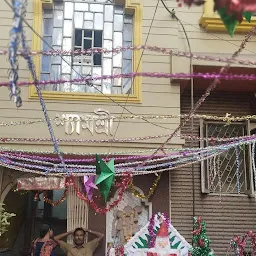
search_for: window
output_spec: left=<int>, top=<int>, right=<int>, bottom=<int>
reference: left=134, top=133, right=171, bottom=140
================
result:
left=74, top=29, right=103, bottom=66
left=199, top=0, right=256, bottom=33
left=40, top=0, right=134, bottom=95
left=200, top=120, right=255, bottom=195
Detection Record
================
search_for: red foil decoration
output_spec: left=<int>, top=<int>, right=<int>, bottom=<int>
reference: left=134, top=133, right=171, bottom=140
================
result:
left=232, top=231, right=256, bottom=255
left=66, top=174, right=132, bottom=215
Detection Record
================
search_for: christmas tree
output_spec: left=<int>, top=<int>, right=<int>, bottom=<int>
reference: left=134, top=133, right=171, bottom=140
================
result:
left=190, top=216, right=215, bottom=256
left=0, top=202, right=15, bottom=236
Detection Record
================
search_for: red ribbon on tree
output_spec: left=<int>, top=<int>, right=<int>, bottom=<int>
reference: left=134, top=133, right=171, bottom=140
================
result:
left=192, top=216, right=202, bottom=235
left=232, top=231, right=256, bottom=255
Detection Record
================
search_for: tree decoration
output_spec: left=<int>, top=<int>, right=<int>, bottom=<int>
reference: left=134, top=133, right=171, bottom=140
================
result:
left=230, top=231, right=256, bottom=256
left=0, top=202, right=16, bottom=236
left=190, top=217, right=215, bottom=256
left=83, top=175, right=98, bottom=200
left=95, top=154, right=115, bottom=202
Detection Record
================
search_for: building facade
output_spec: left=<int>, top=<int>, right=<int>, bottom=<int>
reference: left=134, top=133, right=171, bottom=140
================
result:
left=0, top=0, right=256, bottom=255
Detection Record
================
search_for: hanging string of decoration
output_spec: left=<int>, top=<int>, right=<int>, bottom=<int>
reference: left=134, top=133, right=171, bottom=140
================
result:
left=252, top=142, right=256, bottom=191
left=1, top=133, right=256, bottom=145
left=3, top=113, right=256, bottom=128
left=3, top=45, right=256, bottom=66
left=126, top=25, right=254, bottom=180
left=129, top=174, right=161, bottom=200
left=9, top=0, right=23, bottom=107
left=43, top=189, right=68, bottom=206
left=4, top=71, right=256, bottom=88
left=235, top=146, right=241, bottom=194
left=11, top=0, right=67, bottom=175
left=68, top=174, right=132, bottom=215
left=0, top=136, right=256, bottom=176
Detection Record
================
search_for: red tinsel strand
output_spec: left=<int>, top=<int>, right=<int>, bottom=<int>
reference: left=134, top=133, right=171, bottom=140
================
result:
left=192, top=216, right=202, bottom=235
left=232, top=231, right=256, bottom=256
left=66, top=174, right=132, bottom=215
left=115, top=246, right=125, bottom=256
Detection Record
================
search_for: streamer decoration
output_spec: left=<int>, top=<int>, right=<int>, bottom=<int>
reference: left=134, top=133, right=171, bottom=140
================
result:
left=235, top=146, right=241, bottom=193
left=68, top=174, right=132, bottom=215
left=2, top=45, right=256, bottom=67
left=6, top=72, right=256, bottom=88
left=129, top=174, right=161, bottom=200
left=3, top=113, right=256, bottom=129
left=43, top=189, right=67, bottom=206
left=148, top=212, right=170, bottom=248
left=15, top=0, right=66, bottom=174
left=9, top=0, right=23, bottom=107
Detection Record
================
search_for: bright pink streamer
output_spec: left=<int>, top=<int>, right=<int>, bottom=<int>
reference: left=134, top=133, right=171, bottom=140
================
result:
left=1, top=45, right=256, bottom=67
left=3, top=72, right=256, bottom=87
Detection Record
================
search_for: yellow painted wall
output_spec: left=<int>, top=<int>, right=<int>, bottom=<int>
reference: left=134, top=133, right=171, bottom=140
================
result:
left=0, top=0, right=183, bottom=156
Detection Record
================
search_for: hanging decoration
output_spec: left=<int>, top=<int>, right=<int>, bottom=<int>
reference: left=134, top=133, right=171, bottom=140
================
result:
left=5, top=113, right=256, bottom=129
left=190, top=217, right=215, bottom=256
left=95, top=154, right=115, bottom=202
left=9, top=0, right=23, bottom=107
left=43, top=189, right=67, bottom=206
left=217, top=7, right=252, bottom=36
left=8, top=0, right=67, bottom=174
left=230, top=231, right=256, bottom=256
left=17, top=177, right=66, bottom=190
left=252, top=142, right=256, bottom=191
left=6, top=71, right=256, bottom=88
left=69, top=174, right=132, bottom=215
left=3, top=44, right=256, bottom=67
left=34, top=192, right=40, bottom=202
left=2, top=131, right=256, bottom=145
left=83, top=175, right=98, bottom=201
left=129, top=174, right=161, bottom=200
left=178, top=0, right=256, bottom=36
left=235, top=146, right=241, bottom=193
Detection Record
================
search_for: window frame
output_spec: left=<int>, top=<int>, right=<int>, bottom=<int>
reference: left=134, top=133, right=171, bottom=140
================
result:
left=30, top=0, right=142, bottom=103
left=199, top=0, right=256, bottom=33
left=200, top=119, right=255, bottom=196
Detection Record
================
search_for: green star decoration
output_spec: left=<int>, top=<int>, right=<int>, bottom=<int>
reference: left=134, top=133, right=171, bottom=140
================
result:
left=95, top=154, right=115, bottom=202
left=217, top=8, right=252, bottom=36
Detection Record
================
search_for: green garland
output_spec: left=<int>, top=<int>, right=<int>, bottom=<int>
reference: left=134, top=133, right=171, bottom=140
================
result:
left=190, top=217, right=214, bottom=256
left=0, top=202, right=15, bottom=236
